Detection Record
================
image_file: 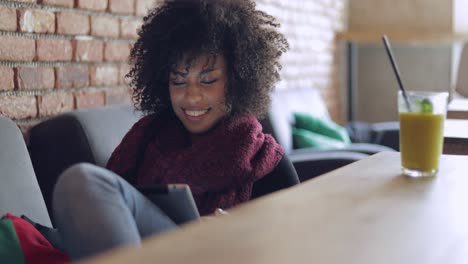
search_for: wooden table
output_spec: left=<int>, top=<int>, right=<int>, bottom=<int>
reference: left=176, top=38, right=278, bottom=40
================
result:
left=81, top=152, right=468, bottom=264
left=444, top=119, right=468, bottom=155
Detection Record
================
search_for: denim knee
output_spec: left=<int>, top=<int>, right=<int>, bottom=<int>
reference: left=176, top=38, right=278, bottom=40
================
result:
left=53, top=163, right=114, bottom=211
left=55, top=163, right=99, bottom=194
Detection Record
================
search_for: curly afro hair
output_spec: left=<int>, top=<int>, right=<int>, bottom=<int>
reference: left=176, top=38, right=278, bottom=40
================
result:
left=128, top=0, right=289, bottom=119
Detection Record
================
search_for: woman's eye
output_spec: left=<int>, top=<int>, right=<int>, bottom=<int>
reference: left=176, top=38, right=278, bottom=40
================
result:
left=202, top=79, right=217, bottom=85
left=171, top=80, right=186, bottom=86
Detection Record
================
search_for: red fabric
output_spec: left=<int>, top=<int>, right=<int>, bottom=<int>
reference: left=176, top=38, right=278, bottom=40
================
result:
left=107, top=113, right=283, bottom=215
left=3, top=213, right=71, bottom=264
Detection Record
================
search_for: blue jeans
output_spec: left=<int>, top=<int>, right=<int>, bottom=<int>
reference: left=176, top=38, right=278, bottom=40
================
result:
left=53, top=163, right=177, bottom=261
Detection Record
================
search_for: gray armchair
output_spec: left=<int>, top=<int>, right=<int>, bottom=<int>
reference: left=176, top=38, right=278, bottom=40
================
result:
left=28, top=105, right=141, bottom=218
left=28, top=105, right=299, bottom=221
left=265, top=87, right=399, bottom=181
left=0, top=115, right=51, bottom=227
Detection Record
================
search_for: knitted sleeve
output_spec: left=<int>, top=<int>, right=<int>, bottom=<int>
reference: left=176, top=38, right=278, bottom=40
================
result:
left=106, top=114, right=155, bottom=183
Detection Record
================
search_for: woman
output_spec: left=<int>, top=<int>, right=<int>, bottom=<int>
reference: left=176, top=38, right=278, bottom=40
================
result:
left=53, top=0, right=297, bottom=260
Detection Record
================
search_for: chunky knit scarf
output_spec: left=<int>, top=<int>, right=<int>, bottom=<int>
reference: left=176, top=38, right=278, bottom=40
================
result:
left=107, top=112, right=283, bottom=215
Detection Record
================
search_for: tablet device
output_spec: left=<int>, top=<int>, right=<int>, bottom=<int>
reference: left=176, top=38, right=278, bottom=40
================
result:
left=137, top=184, right=200, bottom=225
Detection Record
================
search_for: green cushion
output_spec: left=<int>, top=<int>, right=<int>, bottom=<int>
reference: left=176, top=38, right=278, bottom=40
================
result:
left=293, top=128, right=347, bottom=150
left=293, top=112, right=351, bottom=144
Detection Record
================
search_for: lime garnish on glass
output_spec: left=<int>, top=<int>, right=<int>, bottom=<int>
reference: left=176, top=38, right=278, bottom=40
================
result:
left=416, top=99, right=433, bottom=113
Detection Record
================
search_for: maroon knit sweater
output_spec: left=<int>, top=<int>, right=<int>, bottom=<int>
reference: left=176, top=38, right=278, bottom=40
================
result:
left=107, top=113, right=283, bottom=215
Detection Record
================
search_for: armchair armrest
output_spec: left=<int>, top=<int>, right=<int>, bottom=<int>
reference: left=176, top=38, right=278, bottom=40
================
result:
left=287, top=149, right=368, bottom=182
left=346, top=121, right=400, bottom=151
left=371, top=121, right=400, bottom=150
left=340, top=143, right=396, bottom=155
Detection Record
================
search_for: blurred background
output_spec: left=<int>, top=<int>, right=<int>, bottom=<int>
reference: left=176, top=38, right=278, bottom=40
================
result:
left=0, top=0, right=467, bottom=138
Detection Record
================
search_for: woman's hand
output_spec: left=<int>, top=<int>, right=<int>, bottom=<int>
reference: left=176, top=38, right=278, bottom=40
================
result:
left=199, top=208, right=229, bottom=222
left=214, top=208, right=229, bottom=216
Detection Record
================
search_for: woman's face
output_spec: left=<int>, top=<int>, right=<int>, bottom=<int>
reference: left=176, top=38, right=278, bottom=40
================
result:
left=169, top=53, right=228, bottom=137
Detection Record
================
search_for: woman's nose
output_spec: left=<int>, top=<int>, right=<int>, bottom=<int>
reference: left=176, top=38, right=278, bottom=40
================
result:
left=184, top=83, right=203, bottom=103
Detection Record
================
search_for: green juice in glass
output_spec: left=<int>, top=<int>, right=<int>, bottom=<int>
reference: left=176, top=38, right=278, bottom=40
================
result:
left=399, top=112, right=445, bottom=172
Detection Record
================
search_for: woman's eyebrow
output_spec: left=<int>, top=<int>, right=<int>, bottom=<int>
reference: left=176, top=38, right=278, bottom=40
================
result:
left=201, top=68, right=221, bottom=74
left=170, top=70, right=188, bottom=76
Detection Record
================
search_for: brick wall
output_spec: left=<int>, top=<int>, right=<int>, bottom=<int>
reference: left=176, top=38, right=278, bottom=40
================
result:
left=0, top=0, right=347, bottom=138
left=0, top=0, right=157, bottom=137
left=256, top=0, right=348, bottom=123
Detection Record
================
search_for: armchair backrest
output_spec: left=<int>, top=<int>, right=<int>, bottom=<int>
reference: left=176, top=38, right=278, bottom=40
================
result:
left=28, top=105, right=142, bottom=216
left=0, top=115, right=51, bottom=227
left=268, top=87, right=330, bottom=152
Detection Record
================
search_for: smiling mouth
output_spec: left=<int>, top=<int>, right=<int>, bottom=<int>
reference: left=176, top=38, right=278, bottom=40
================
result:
left=183, top=108, right=210, bottom=117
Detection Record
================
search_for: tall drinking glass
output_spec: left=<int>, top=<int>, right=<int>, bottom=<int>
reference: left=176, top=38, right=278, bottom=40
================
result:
left=398, top=91, right=448, bottom=177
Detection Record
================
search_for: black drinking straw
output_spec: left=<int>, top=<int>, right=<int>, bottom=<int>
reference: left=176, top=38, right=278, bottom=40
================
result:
left=382, top=35, right=412, bottom=112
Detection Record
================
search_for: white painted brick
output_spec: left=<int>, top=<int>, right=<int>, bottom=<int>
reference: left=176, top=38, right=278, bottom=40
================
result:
left=256, top=0, right=347, bottom=122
